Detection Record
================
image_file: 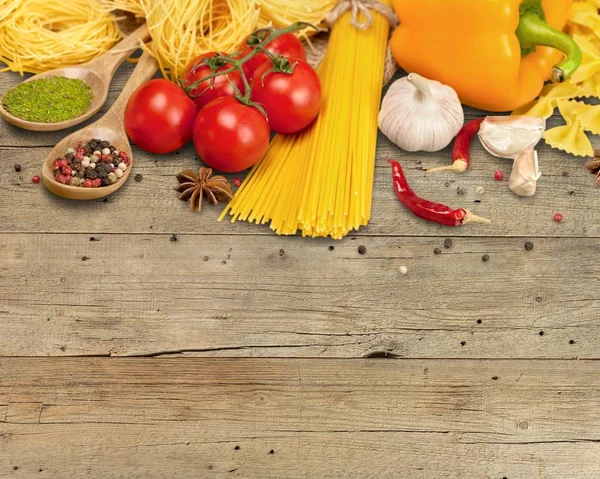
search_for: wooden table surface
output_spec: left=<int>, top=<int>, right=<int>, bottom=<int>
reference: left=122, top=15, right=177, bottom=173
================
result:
left=2, top=64, right=600, bottom=478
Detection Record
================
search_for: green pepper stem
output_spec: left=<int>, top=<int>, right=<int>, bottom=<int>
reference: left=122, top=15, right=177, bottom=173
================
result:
left=516, top=6, right=582, bottom=83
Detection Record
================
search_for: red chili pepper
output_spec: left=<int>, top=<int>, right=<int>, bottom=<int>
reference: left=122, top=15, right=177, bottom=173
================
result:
left=388, top=160, right=491, bottom=226
left=427, top=118, right=484, bottom=174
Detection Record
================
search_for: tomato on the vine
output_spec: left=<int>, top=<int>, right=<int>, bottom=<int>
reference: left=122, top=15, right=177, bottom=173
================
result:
left=238, top=32, right=307, bottom=79
left=124, top=79, right=198, bottom=154
left=181, top=52, right=245, bottom=110
left=251, top=60, right=322, bottom=134
left=193, top=97, right=270, bottom=173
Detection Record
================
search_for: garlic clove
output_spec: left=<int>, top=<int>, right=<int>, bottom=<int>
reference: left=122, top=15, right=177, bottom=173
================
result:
left=378, top=73, right=464, bottom=153
left=478, top=116, right=546, bottom=159
left=509, top=148, right=541, bottom=197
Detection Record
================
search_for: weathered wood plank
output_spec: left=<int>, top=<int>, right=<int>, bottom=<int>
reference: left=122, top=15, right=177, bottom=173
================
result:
left=1, top=358, right=599, bottom=478
left=1, top=69, right=597, bottom=237
left=1, top=233, right=597, bottom=358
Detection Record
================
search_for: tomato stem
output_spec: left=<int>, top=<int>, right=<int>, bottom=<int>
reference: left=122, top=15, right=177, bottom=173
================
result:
left=182, top=21, right=321, bottom=109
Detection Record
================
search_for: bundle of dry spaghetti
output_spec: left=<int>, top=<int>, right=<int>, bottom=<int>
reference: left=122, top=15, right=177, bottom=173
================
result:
left=219, top=0, right=396, bottom=239
left=104, top=0, right=336, bottom=81
left=0, top=0, right=122, bottom=75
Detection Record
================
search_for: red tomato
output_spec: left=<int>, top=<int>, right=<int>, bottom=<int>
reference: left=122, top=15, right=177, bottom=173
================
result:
left=193, top=97, right=270, bottom=173
left=251, top=61, right=322, bottom=134
left=124, top=79, right=198, bottom=154
left=239, top=32, right=307, bottom=79
left=181, top=52, right=245, bottom=109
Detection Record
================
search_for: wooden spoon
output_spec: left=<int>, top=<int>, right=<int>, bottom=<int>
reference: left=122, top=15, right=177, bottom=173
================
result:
left=0, top=23, right=150, bottom=132
left=42, top=51, right=159, bottom=200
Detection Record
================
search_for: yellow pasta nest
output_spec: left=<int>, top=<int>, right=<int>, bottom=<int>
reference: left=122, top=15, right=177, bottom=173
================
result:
left=105, top=0, right=336, bottom=81
left=0, top=0, right=122, bottom=75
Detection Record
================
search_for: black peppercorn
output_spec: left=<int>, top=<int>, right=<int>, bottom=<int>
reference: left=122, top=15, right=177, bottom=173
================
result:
left=524, top=241, right=534, bottom=251
left=135, top=174, right=143, bottom=182
left=14, top=163, right=22, bottom=172
left=358, top=245, right=367, bottom=255
left=84, top=167, right=98, bottom=180
left=482, top=254, right=490, bottom=262
left=434, top=247, right=441, bottom=255
left=443, top=238, right=453, bottom=249
left=100, top=140, right=110, bottom=148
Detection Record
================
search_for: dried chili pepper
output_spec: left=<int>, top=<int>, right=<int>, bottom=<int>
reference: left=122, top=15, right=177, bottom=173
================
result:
left=426, top=118, right=484, bottom=174
left=388, top=160, right=491, bottom=226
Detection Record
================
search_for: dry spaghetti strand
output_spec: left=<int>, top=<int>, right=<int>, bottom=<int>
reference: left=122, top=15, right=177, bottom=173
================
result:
left=0, top=0, right=122, bottom=75
left=220, top=0, right=393, bottom=239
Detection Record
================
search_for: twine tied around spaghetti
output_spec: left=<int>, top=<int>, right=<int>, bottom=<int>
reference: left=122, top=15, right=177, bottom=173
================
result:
left=325, top=0, right=399, bottom=30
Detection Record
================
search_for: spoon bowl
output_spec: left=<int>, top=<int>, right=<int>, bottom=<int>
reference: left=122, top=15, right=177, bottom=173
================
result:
left=42, top=126, right=134, bottom=200
left=41, top=51, right=159, bottom=200
left=0, top=23, right=149, bottom=132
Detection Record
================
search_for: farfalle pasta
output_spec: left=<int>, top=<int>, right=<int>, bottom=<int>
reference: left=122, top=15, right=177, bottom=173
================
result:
left=574, top=103, right=600, bottom=135
left=512, top=3, right=600, bottom=157
left=543, top=100, right=594, bottom=157
left=570, top=34, right=600, bottom=83
left=512, top=81, right=584, bottom=118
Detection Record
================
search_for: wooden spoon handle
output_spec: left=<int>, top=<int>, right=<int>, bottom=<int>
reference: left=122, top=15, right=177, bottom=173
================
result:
left=99, top=50, right=159, bottom=128
left=86, top=23, right=150, bottom=79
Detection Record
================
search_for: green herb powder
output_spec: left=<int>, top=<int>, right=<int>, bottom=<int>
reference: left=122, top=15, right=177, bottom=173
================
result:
left=2, top=76, right=93, bottom=123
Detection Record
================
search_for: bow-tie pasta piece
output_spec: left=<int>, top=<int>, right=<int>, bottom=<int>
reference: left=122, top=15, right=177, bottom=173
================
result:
left=512, top=82, right=584, bottom=118
left=579, top=72, right=600, bottom=97
left=570, top=34, right=600, bottom=84
left=543, top=99, right=594, bottom=157
left=568, top=1, right=599, bottom=39
left=574, top=103, right=600, bottom=135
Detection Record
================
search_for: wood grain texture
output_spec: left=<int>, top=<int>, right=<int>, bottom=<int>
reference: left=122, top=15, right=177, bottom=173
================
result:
left=1, top=70, right=599, bottom=237
left=1, top=358, right=599, bottom=478
left=1, top=233, right=597, bottom=358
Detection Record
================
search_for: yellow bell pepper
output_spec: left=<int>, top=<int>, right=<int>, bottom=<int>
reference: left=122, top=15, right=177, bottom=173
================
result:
left=390, top=0, right=581, bottom=112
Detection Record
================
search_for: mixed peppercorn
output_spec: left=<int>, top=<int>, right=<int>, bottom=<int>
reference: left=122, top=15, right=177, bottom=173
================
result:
left=52, top=139, right=130, bottom=188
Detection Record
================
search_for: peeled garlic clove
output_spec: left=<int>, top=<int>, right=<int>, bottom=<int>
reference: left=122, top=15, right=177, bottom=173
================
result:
left=509, top=148, right=541, bottom=197
left=378, top=73, right=464, bottom=153
left=478, top=116, right=546, bottom=159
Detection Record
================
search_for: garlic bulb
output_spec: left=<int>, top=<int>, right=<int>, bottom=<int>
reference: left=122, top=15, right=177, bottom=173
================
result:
left=378, top=73, right=464, bottom=152
left=478, top=116, right=545, bottom=159
left=509, top=148, right=541, bottom=197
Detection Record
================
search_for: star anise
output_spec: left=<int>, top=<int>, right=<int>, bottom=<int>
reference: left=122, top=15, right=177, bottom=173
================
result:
left=175, top=167, right=234, bottom=212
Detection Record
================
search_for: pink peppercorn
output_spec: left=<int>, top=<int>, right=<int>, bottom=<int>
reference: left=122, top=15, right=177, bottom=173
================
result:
left=233, top=177, right=242, bottom=187
left=553, top=212, right=563, bottom=223
left=494, top=170, right=504, bottom=181
left=83, top=179, right=93, bottom=188
left=32, top=175, right=40, bottom=184
left=52, top=160, right=61, bottom=171
left=62, top=166, right=72, bottom=176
